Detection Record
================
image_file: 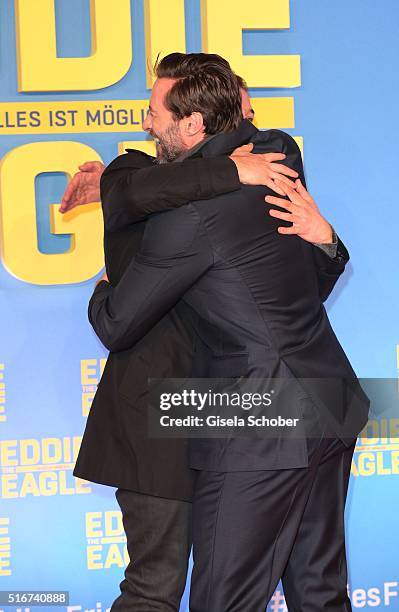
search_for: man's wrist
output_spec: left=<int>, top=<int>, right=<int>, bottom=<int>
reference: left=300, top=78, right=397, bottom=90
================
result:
left=314, top=223, right=335, bottom=245
left=313, top=225, right=338, bottom=258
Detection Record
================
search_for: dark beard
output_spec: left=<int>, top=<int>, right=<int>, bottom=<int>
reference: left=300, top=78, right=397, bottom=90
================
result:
left=153, top=122, right=185, bottom=163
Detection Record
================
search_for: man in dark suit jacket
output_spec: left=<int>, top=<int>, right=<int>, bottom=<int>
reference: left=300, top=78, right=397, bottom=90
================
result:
left=71, top=113, right=315, bottom=608
left=71, top=75, right=338, bottom=611
left=74, top=140, right=345, bottom=612
left=88, top=53, right=369, bottom=610
left=74, top=133, right=289, bottom=610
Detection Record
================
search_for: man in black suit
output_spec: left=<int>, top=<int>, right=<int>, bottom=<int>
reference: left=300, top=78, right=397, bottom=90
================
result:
left=88, top=53, right=369, bottom=610
left=70, top=73, right=336, bottom=611
left=71, top=84, right=317, bottom=612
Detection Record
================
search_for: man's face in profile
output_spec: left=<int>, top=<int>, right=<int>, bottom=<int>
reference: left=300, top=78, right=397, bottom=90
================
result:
left=142, top=78, right=186, bottom=163
left=142, top=79, right=255, bottom=162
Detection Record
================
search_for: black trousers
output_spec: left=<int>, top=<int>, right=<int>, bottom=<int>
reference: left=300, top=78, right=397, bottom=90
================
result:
left=190, top=430, right=357, bottom=612
left=110, top=489, right=192, bottom=612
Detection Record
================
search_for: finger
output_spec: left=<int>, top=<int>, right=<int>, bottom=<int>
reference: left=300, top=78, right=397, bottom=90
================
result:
left=266, top=196, right=297, bottom=212
left=260, top=153, right=286, bottom=162
left=275, top=179, right=306, bottom=205
left=78, top=161, right=102, bottom=172
left=59, top=201, right=77, bottom=213
left=231, top=143, right=254, bottom=156
left=272, top=181, right=295, bottom=201
left=265, top=181, right=286, bottom=196
left=268, top=163, right=299, bottom=178
left=59, top=196, right=78, bottom=212
left=268, top=209, right=294, bottom=222
left=265, top=195, right=289, bottom=206
left=270, top=174, right=297, bottom=188
left=294, top=178, right=314, bottom=203
left=277, top=225, right=300, bottom=235
left=275, top=178, right=296, bottom=193
left=59, top=183, right=76, bottom=209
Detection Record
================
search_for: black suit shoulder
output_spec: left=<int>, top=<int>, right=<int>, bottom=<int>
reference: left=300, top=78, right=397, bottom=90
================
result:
left=252, top=128, right=301, bottom=156
left=251, top=128, right=305, bottom=186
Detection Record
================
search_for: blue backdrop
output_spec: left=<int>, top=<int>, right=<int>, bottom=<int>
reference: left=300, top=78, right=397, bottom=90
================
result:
left=0, top=1, right=398, bottom=610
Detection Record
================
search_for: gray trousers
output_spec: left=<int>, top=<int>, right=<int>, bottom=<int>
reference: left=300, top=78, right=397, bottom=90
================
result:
left=110, top=489, right=192, bottom=612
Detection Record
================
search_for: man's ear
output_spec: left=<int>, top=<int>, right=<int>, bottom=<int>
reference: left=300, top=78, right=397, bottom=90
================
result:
left=183, top=112, right=205, bottom=137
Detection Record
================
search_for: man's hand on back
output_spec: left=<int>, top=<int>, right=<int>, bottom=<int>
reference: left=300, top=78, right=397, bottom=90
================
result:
left=266, top=178, right=333, bottom=244
left=230, top=143, right=299, bottom=195
left=59, top=161, right=105, bottom=213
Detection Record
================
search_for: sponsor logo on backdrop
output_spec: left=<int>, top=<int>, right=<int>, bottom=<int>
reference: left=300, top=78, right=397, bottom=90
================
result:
left=0, top=516, right=11, bottom=576
left=352, top=356, right=399, bottom=477
left=0, top=364, right=5, bottom=423
left=266, top=582, right=399, bottom=610
left=0, top=437, right=91, bottom=498
left=81, top=359, right=106, bottom=417
left=85, top=511, right=128, bottom=571
left=352, top=419, right=399, bottom=477
left=347, top=582, right=399, bottom=608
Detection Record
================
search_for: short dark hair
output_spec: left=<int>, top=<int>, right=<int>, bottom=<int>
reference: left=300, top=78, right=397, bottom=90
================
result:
left=154, top=52, right=242, bottom=135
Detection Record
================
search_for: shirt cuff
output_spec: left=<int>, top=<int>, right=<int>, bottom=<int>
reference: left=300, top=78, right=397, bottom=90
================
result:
left=312, top=226, right=338, bottom=259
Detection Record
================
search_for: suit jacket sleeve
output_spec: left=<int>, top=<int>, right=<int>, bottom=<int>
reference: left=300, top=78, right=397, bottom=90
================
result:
left=89, top=205, right=213, bottom=352
left=253, top=129, right=349, bottom=302
left=101, top=149, right=240, bottom=232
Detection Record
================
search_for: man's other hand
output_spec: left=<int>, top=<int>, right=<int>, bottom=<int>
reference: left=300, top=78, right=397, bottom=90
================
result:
left=230, top=143, right=299, bottom=196
left=266, top=178, right=333, bottom=244
left=59, top=161, right=105, bottom=213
